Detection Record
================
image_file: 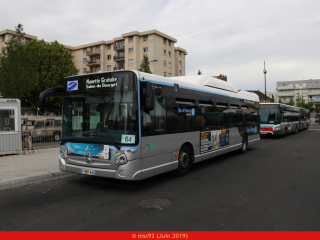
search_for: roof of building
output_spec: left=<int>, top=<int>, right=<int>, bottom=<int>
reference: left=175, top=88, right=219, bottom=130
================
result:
left=246, top=90, right=272, bottom=102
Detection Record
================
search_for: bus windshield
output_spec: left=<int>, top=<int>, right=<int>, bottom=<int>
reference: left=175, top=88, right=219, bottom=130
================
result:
left=61, top=73, right=138, bottom=146
left=260, top=107, right=281, bottom=124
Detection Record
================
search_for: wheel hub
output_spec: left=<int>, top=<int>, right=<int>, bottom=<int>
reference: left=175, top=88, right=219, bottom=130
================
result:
left=179, top=152, right=189, bottom=168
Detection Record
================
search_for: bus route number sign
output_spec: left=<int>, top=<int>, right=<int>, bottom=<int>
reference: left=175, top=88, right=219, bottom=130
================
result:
left=121, top=135, right=135, bottom=144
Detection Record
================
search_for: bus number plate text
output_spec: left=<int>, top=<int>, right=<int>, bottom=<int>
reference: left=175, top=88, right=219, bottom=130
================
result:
left=80, top=168, right=96, bottom=175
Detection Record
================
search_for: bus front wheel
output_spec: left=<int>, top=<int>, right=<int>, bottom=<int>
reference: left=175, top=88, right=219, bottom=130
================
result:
left=176, top=145, right=193, bottom=177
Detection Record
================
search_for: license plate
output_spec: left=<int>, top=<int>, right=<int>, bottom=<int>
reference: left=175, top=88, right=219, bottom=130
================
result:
left=80, top=168, right=96, bottom=175
left=260, top=132, right=267, bottom=134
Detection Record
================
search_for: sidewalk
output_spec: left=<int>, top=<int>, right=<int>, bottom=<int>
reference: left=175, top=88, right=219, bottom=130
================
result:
left=0, top=147, right=73, bottom=190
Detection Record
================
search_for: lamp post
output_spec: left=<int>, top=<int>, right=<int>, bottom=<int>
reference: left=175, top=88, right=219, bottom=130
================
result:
left=263, top=61, right=267, bottom=103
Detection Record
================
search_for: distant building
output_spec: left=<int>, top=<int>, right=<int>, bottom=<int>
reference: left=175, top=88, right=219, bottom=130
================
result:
left=276, top=79, right=320, bottom=104
left=266, top=92, right=277, bottom=101
left=0, top=29, right=187, bottom=77
left=246, top=90, right=272, bottom=103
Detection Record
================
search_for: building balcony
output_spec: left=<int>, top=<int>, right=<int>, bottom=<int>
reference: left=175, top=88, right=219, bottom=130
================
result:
left=308, top=98, right=320, bottom=102
left=86, top=49, right=101, bottom=56
left=277, top=86, right=295, bottom=90
left=114, top=56, right=125, bottom=62
left=114, top=66, right=125, bottom=71
left=114, top=44, right=125, bottom=51
left=277, top=92, right=294, bottom=96
left=86, top=59, right=101, bottom=66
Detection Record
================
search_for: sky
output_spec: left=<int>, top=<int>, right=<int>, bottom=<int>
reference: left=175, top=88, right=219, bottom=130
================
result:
left=1, top=0, right=320, bottom=92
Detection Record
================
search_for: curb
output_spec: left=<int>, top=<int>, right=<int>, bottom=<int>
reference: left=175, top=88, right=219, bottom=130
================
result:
left=0, top=172, right=74, bottom=190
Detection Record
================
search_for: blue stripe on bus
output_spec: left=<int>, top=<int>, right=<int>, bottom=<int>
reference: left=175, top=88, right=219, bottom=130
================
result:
left=138, top=78, right=229, bottom=97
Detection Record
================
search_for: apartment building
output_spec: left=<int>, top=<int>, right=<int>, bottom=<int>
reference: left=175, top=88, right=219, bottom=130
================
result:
left=0, top=29, right=187, bottom=77
left=0, top=29, right=38, bottom=51
left=276, top=79, right=320, bottom=104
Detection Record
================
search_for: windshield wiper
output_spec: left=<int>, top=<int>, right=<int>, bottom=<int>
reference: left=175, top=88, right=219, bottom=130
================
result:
left=82, top=132, right=121, bottom=150
left=66, top=131, right=121, bottom=150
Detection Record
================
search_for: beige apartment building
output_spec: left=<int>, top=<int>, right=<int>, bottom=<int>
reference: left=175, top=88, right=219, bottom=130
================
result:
left=0, top=29, right=187, bottom=77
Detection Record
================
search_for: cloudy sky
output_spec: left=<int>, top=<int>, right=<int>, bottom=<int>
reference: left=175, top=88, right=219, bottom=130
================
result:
left=1, top=0, right=320, bottom=92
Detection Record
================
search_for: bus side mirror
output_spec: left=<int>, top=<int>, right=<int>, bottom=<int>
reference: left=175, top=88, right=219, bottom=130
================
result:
left=38, top=87, right=64, bottom=114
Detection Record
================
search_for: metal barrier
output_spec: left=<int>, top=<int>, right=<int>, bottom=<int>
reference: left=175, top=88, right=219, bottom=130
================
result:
left=0, top=130, right=60, bottom=155
left=29, top=129, right=61, bottom=149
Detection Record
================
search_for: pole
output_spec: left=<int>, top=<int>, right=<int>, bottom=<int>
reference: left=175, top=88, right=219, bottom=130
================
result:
left=263, top=61, right=267, bottom=103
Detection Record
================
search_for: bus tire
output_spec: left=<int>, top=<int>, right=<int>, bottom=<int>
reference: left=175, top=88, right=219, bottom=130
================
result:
left=239, top=134, right=248, bottom=154
left=176, top=145, right=193, bottom=177
left=283, top=128, right=287, bottom=138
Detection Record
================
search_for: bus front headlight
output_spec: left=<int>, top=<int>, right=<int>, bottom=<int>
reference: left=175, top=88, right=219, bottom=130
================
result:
left=273, top=126, right=280, bottom=131
left=114, top=154, right=128, bottom=165
left=60, top=145, right=67, bottom=159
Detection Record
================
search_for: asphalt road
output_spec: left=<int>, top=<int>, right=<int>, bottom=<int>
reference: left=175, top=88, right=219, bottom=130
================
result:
left=1, top=124, right=320, bottom=231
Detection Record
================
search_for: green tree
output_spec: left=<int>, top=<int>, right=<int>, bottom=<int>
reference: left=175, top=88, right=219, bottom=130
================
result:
left=0, top=24, right=38, bottom=99
left=22, top=39, right=78, bottom=111
left=295, top=93, right=306, bottom=108
left=278, top=98, right=282, bottom=103
left=138, top=55, right=152, bottom=74
left=198, top=70, right=202, bottom=75
left=270, top=94, right=275, bottom=103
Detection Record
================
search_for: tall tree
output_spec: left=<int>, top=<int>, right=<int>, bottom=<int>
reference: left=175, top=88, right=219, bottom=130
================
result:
left=214, top=74, right=227, bottom=81
left=295, top=93, right=306, bottom=108
left=22, top=40, right=78, bottom=111
left=0, top=24, right=38, bottom=98
left=271, top=94, right=275, bottom=103
left=138, top=55, right=152, bottom=74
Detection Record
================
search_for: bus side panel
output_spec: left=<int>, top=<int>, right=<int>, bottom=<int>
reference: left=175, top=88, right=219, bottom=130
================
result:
left=140, top=132, right=199, bottom=178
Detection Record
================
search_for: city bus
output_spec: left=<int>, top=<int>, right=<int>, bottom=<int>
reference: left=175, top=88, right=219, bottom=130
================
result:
left=260, top=103, right=310, bottom=137
left=38, top=71, right=260, bottom=180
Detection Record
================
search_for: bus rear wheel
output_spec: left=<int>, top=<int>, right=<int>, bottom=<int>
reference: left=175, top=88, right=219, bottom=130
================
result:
left=176, top=145, right=193, bottom=177
left=239, top=134, right=248, bottom=154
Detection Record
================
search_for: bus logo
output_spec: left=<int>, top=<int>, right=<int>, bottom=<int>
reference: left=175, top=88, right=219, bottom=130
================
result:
left=67, top=81, right=78, bottom=91
left=146, top=142, right=158, bottom=151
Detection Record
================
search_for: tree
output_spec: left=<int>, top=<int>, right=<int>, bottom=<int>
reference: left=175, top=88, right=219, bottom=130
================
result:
left=22, top=39, right=78, bottom=111
left=198, top=70, right=202, bottom=75
left=138, top=55, right=152, bottom=74
left=295, top=93, right=306, bottom=108
left=271, top=94, right=275, bottom=103
left=278, top=99, right=282, bottom=103
left=0, top=24, right=38, bottom=99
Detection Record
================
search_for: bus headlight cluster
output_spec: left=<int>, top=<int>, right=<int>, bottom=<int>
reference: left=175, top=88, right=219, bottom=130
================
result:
left=273, top=126, right=280, bottom=131
left=114, top=154, right=128, bottom=165
left=60, top=145, right=68, bottom=159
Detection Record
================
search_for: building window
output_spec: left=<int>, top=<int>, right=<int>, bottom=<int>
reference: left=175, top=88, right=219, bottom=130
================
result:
left=164, top=50, right=166, bottom=55
left=179, top=70, right=182, bottom=75
left=107, top=65, right=111, bottom=71
left=2, top=35, right=5, bottom=41
left=143, top=47, right=148, bottom=53
left=129, top=36, right=133, bottom=42
left=179, top=61, right=182, bottom=65
left=25, top=38, right=31, bottom=43
left=96, top=45, right=100, bottom=49
left=118, top=63, right=124, bottom=69
left=83, top=68, right=87, bottom=73
left=96, top=56, right=100, bottom=59
left=309, top=82, right=312, bottom=87
left=83, top=58, right=87, bottom=63
left=118, top=52, right=124, bottom=57
left=107, top=44, right=111, bottom=50
left=96, top=66, right=100, bottom=71
left=316, top=96, right=320, bottom=101
left=168, top=51, right=171, bottom=57
left=316, top=82, right=319, bottom=87
left=129, top=48, right=133, bottom=53
left=163, top=61, right=166, bottom=66
left=283, top=97, right=286, bottom=102
left=168, top=62, right=171, bottom=68
left=283, top=84, right=286, bottom=86
left=83, top=49, right=86, bottom=54
left=107, top=55, right=111, bottom=60
left=164, top=72, right=166, bottom=77
left=163, top=38, right=166, bottom=44
left=143, top=35, right=148, bottom=41
left=168, top=41, right=171, bottom=46
left=129, top=59, right=133, bottom=65
left=168, top=73, right=171, bottom=77
left=179, top=52, right=181, bottom=56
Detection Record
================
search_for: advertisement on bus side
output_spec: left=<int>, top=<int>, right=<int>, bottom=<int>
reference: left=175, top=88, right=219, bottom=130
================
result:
left=200, top=130, right=229, bottom=154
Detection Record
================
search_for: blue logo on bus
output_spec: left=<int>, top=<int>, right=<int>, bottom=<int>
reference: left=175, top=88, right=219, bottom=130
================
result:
left=178, top=108, right=195, bottom=116
left=67, top=81, right=78, bottom=91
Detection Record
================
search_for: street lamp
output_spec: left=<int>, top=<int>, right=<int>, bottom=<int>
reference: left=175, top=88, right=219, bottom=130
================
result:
left=263, top=61, right=267, bottom=103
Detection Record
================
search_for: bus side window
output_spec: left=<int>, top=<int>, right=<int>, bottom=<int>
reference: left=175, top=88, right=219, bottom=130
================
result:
left=145, top=94, right=167, bottom=135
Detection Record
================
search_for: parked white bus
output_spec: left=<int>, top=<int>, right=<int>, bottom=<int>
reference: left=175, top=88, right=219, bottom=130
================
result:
left=38, top=71, right=260, bottom=180
left=260, top=103, right=310, bottom=137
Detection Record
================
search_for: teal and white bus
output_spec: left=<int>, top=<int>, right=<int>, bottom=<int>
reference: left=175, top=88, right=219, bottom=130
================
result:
left=260, top=103, right=310, bottom=137
left=38, top=71, right=260, bottom=180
